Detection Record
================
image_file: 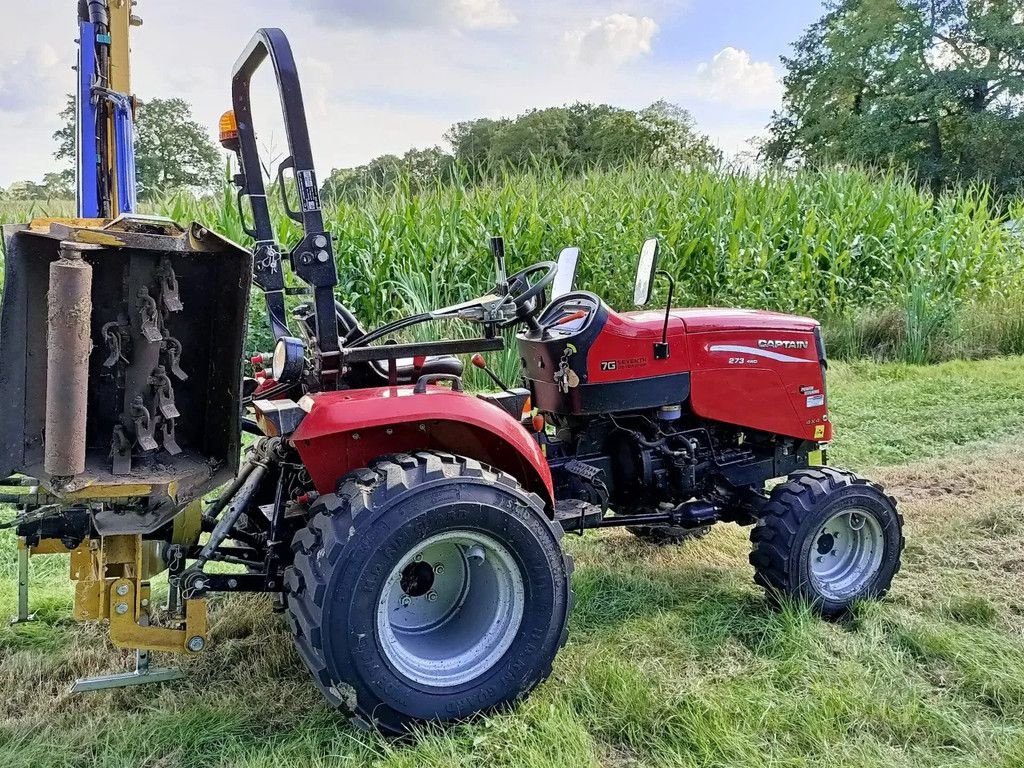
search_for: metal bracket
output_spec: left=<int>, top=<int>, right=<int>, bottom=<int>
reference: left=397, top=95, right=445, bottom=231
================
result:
left=136, top=288, right=163, bottom=343
left=71, top=648, right=183, bottom=692
left=101, top=320, right=129, bottom=367
left=162, top=335, right=188, bottom=381
left=157, top=257, right=184, bottom=313
left=9, top=541, right=36, bottom=625
left=110, top=424, right=133, bottom=475
left=160, top=417, right=182, bottom=456
left=150, top=367, right=180, bottom=420
left=130, top=397, right=158, bottom=451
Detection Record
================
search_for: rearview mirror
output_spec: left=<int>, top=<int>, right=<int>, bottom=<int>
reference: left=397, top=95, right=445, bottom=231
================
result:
left=633, top=238, right=660, bottom=306
left=551, top=247, right=580, bottom=299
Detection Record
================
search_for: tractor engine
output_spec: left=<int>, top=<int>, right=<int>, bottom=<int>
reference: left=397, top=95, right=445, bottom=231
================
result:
left=517, top=287, right=828, bottom=520
left=543, top=407, right=806, bottom=520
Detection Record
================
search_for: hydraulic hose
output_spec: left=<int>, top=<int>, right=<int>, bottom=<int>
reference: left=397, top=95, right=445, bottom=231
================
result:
left=192, top=462, right=268, bottom=571
left=201, top=461, right=258, bottom=527
left=85, top=1, right=110, bottom=74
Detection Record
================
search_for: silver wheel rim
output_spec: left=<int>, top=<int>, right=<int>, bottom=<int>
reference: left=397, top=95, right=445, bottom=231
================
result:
left=376, top=530, right=525, bottom=687
left=808, top=507, right=885, bottom=601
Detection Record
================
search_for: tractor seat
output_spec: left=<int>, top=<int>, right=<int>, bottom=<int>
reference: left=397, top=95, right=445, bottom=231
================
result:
left=371, top=354, right=464, bottom=383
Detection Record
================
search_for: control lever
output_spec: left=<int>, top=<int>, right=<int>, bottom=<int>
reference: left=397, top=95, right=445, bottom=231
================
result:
left=471, top=354, right=515, bottom=393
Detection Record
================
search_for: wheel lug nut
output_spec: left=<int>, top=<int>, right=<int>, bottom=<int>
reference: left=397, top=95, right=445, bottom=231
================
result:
left=414, top=554, right=422, bottom=562
left=400, top=596, right=411, bottom=607
left=434, top=563, right=444, bottom=575
left=427, top=591, right=438, bottom=602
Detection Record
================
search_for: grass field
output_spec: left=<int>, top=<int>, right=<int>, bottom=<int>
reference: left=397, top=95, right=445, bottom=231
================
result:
left=3, top=356, right=1024, bottom=768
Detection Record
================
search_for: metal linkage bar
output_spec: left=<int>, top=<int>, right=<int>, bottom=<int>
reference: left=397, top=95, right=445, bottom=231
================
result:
left=9, top=543, right=35, bottom=625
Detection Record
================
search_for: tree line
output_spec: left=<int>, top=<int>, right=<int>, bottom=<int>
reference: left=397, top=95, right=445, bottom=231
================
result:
left=320, top=100, right=721, bottom=202
left=7, top=0, right=1024, bottom=203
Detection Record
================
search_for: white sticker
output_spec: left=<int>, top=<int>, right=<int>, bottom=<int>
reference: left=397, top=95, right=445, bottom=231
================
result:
left=806, top=394, right=825, bottom=408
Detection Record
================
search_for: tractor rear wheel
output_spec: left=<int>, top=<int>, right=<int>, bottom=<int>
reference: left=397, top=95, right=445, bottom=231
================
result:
left=283, top=451, right=573, bottom=735
left=749, top=467, right=904, bottom=618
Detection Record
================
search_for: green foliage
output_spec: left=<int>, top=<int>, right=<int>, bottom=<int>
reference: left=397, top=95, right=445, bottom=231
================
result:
left=766, top=0, right=1024, bottom=196
left=0, top=175, right=70, bottom=202
left=52, top=95, right=221, bottom=200
left=3, top=164, right=1022, bottom=366
left=164, top=164, right=1020, bottom=348
left=322, top=101, right=720, bottom=201
left=321, top=146, right=454, bottom=203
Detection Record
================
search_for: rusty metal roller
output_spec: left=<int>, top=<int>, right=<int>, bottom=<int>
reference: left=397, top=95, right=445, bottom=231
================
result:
left=44, top=241, right=97, bottom=478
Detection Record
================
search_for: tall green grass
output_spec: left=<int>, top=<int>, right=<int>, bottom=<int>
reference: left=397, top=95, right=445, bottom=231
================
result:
left=3, top=165, right=1023, bottom=364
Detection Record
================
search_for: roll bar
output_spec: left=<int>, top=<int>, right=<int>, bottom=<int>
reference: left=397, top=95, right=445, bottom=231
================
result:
left=230, top=28, right=341, bottom=386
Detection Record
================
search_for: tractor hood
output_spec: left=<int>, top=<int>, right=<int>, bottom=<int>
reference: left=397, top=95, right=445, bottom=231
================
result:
left=621, top=307, right=818, bottom=334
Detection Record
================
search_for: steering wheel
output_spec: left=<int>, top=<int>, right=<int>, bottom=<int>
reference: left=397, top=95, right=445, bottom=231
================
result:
left=499, top=261, right=558, bottom=327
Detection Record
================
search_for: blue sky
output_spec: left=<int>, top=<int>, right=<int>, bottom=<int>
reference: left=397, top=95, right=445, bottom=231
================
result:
left=654, top=1, right=824, bottom=63
left=0, top=0, right=827, bottom=187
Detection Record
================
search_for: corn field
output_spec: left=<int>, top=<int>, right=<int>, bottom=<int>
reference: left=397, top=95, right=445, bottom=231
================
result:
left=4, top=165, right=1024, bottom=366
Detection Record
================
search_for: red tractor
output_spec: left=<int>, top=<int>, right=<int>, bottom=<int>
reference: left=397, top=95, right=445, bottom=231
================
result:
left=1, top=29, right=903, bottom=735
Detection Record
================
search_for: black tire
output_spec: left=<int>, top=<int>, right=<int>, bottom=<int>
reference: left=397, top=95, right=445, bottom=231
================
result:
left=749, top=467, right=904, bottom=618
left=627, top=523, right=711, bottom=546
left=283, top=451, right=573, bottom=735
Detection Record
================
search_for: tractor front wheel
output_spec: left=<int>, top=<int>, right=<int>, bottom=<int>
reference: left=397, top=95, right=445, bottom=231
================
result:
left=283, top=451, right=573, bottom=734
left=749, top=467, right=904, bottom=618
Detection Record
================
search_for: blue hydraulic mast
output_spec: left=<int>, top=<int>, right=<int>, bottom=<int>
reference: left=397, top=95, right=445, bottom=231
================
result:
left=76, top=0, right=139, bottom=219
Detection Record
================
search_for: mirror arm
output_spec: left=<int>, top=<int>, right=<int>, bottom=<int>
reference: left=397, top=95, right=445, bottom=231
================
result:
left=490, top=236, right=508, bottom=294
left=655, top=269, right=674, bottom=361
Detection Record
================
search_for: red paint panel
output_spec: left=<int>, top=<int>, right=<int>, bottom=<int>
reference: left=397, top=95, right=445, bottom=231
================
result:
left=291, top=386, right=554, bottom=503
left=687, top=328, right=831, bottom=441
left=585, top=309, right=690, bottom=383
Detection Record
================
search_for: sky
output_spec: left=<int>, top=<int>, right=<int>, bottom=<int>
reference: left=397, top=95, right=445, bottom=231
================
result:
left=0, top=0, right=826, bottom=188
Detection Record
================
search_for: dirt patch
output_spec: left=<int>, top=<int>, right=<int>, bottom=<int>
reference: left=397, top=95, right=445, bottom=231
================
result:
left=871, top=440, right=1024, bottom=632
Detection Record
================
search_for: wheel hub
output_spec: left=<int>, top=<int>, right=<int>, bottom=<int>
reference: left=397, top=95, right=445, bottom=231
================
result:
left=809, top=507, right=885, bottom=602
left=399, top=561, right=435, bottom=597
left=377, top=530, right=525, bottom=688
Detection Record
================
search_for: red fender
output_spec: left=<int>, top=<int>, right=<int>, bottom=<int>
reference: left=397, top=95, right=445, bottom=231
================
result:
left=290, top=385, right=554, bottom=507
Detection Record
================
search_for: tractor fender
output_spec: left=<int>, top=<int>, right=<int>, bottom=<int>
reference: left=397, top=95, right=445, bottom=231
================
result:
left=290, top=385, right=554, bottom=508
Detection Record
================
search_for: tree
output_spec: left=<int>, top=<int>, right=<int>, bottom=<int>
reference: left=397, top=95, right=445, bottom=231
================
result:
left=486, top=107, right=575, bottom=170
left=765, top=0, right=1024, bottom=196
left=446, top=117, right=509, bottom=178
left=55, top=96, right=221, bottom=199
left=40, top=172, right=73, bottom=199
left=447, top=101, right=718, bottom=178
left=321, top=146, right=455, bottom=202
left=638, top=100, right=721, bottom=168
left=133, top=98, right=220, bottom=198
left=321, top=100, right=719, bottom=199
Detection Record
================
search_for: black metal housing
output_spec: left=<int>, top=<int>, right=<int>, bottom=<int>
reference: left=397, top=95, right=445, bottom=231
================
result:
left=231, top=28, right=341, bottom=386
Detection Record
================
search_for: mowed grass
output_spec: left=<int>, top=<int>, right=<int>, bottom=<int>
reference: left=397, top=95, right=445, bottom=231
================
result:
left=3, top=358, right=1024, bottom=767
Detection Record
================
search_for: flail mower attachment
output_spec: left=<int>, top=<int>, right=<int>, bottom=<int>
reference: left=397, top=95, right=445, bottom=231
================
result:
left=0, top=215, right=251, bottom=687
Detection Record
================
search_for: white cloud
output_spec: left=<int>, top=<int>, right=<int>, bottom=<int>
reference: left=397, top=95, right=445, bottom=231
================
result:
left=453, top=0, right=518, bottom=29
left=0, top=1, right=789, bottom=186
left=565, top=13, right=659, bottom=66
left=0, top=44, right=63, bottom=113
left=293, top=0, right=516, bottom=30
left=696, top=47, right=782, bottom=109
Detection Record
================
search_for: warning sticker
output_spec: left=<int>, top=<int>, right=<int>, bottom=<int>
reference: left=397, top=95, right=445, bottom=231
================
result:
left=297, top=169, right=321, bottom=212
left=814, top=424, right=826, bottom=439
